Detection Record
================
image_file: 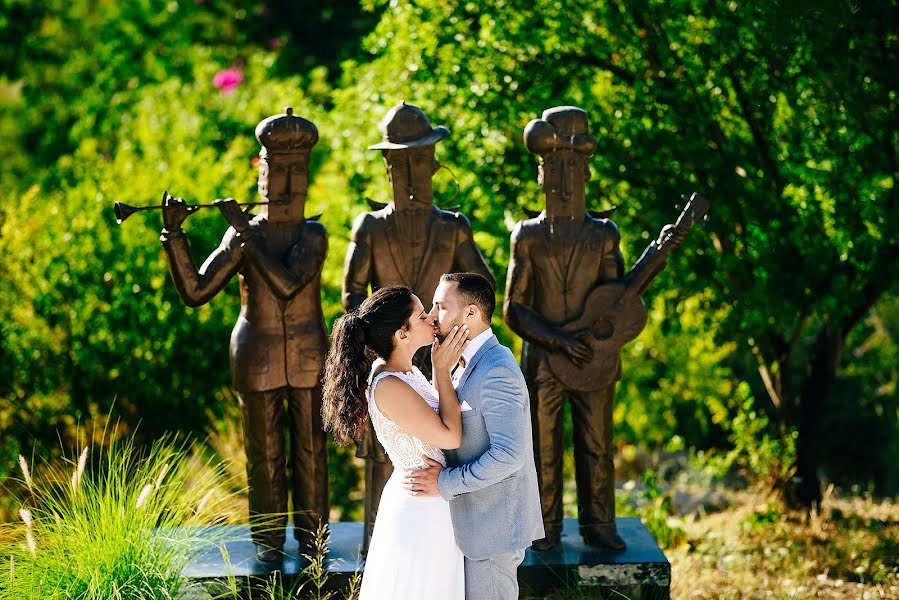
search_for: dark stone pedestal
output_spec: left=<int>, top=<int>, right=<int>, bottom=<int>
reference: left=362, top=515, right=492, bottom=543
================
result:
left=521, top=517, right=670, bottom=599
left=182, top=522, right=362, bottom=597
left=182, top=517, right=668, bottom=598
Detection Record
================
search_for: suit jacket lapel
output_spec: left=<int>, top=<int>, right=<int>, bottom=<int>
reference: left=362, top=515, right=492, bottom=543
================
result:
left=413, top=207, right=439, bottom=290
left=563, top=216, right=591, bottom=289
left=456, top=335, right=499, bottom=395
left=541, top=216, right=567, bottom=286
left=383, top=205, right=412, bottom=283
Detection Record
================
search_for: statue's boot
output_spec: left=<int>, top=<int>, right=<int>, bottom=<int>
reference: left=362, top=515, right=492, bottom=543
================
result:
left=583, top=527, right=626, bottom=552
left=255, top=543, right=284, bottom=563
left=530, top=535, right=561, bottom=552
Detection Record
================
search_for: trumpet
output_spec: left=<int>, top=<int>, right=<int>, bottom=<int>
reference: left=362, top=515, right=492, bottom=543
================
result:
left=114, top=191, right=274, bottom=224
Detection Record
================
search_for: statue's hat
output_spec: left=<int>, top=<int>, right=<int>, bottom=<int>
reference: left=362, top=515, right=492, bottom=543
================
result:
left=524, top=106, right=597, bottom=156
left=368, top=102, right=450, bottom=150
left=256, top=107, right=318, bottom=156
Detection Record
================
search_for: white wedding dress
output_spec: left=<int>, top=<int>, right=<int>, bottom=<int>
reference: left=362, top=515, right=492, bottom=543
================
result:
left=358, top=366, right=465, bottom=600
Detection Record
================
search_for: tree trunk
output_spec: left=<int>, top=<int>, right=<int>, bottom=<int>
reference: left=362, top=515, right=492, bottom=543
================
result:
left=793, top=325, right=843, bottom=508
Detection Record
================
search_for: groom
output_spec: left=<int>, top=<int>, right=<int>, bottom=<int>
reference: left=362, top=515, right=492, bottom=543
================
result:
left=406, top=272, right=544, bottom=599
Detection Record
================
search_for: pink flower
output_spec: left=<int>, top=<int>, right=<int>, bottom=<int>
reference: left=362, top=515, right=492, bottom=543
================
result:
left=213, top=68, right=244, bottom=94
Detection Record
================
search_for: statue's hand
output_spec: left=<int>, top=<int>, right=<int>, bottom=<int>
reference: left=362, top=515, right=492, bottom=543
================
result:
left=558, top=328, right=593, bottom=367
left=659, top=223, right=687, bottom=248
left=286, top=243, right=308, bottom=266
left=162, top=193, right=191, bottom=231
left=215, top=198, right=252, bottom=233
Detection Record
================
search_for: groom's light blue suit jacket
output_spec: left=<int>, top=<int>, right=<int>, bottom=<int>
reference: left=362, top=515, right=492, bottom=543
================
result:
left=438, top=334, right=544, bottom=560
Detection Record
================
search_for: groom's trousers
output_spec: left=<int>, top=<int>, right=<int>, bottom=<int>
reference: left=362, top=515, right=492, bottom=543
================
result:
left=239, top=386, right=330, bottom=551
left=464, top=549, right=526, bottom=600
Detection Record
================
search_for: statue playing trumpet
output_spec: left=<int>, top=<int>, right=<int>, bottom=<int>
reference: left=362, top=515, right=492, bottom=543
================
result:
left=113, top=192, right=276, bottom=224
left=121, top=107, right=331, bottom=563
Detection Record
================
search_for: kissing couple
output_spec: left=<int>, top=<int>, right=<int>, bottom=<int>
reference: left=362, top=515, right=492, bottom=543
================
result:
left=322, top=272, right=544, bottom=600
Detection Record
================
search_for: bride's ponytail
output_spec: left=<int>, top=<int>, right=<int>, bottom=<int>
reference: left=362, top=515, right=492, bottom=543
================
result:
left=322, top=312, right=371, bottom=444
left=322, top=286, right=414, bottom=444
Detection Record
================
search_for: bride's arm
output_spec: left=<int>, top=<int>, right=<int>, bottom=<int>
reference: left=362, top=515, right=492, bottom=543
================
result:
left=375, top=326, right=468, bottom=449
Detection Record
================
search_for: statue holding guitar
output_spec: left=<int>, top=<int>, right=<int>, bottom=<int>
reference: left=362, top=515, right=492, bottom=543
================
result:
left=504, top=105, right=708, bottom=552
left=547, top=191, right=710, bottom=391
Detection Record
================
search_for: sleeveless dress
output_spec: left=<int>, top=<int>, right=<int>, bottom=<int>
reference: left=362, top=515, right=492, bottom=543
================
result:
left=358, top=367, right=465, bottom=600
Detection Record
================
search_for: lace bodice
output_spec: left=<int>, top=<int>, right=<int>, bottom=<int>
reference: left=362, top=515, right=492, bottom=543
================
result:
left=368, top=367, right=446, bottom=471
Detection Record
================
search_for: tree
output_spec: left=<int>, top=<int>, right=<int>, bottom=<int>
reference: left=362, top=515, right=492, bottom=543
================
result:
left=328, top=0, right=899, bottom=505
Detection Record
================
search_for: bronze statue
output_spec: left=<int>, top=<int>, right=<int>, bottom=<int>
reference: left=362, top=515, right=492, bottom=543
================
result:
left=504, top=106, right=626, bottom=552
left=158, top=108, right=330, bottom=562
left=342, top=101, right=495, bottom=551
left=505, top=106, right=708, bottom=552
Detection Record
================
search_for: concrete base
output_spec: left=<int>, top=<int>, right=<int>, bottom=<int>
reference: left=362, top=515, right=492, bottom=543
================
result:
left=181, top=517, right=669, bottom=598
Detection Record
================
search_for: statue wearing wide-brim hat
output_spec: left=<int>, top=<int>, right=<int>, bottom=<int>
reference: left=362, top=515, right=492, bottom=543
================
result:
left=367, top=101, right=450, bottom=150
left=344, top=101, right=494, bottom=553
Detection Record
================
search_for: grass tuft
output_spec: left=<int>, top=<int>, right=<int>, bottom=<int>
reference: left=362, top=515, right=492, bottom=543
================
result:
left=0, top=435, right=235, bottom=600
left=211, top=521, right=362, bottom=600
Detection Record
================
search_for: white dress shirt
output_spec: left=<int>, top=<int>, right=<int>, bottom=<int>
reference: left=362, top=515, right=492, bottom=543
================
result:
left=452, top=327, right=494, bottom=387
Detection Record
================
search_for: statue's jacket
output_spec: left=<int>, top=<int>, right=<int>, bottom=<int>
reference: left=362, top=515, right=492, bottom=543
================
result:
left=506, top=211, right=624, bottom=380
left=343, top=204, right=494, bottom=311
left=162, top=219, right=329, bottom=393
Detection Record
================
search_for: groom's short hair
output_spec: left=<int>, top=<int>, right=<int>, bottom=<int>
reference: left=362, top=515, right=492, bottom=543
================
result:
left=440, top=272, right=496, bottom=324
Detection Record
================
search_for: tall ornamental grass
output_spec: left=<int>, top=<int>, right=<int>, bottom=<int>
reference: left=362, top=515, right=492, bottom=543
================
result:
left=1, top=436, right=232, bottom=600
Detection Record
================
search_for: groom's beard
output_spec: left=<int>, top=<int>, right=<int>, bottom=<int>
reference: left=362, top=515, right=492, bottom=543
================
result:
left=435, top=315, right=465, bottom=342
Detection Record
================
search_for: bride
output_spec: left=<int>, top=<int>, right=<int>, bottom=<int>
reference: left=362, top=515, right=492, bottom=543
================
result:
left=322, top=285, right=469, bottom=599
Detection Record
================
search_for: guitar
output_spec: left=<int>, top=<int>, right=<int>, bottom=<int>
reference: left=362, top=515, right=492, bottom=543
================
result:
left=546, top=193, right=710, bottom=391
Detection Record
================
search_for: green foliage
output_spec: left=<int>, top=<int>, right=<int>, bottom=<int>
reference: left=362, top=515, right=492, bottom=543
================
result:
left=615, top=289, right=736, bottom=450
left=0, top=435, right=232, bottom=599
left=4, top=0, right=257, bottom=176
left=740, top=500, right=781, bottom=531
left=0, top=57, right=319, bottom=463
left=613, top=468, right=688, bottom=550
left=821, top=294, right=899, bottom=492
left=0, top=0, right=364, bottom=516
left=698, top=382, right=798, bottom=489
left=327, top=443, right=364, bottom=521
left=326, top=0, right=899, bottom=495
left=1, top=0, right=897, bottom=522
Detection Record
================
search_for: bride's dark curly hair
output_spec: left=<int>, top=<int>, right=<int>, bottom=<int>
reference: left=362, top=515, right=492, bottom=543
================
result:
left=322, top=286, right=415, bottom=444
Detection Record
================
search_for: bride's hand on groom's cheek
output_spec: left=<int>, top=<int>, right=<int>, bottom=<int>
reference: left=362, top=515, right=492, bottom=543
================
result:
left=431, top=325, right=470, bottom=373
left=403, top=457, right=442, bottom=497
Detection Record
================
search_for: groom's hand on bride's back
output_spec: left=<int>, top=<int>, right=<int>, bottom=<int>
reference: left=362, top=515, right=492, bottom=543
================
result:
left=403, top=457, right=442, bottom=497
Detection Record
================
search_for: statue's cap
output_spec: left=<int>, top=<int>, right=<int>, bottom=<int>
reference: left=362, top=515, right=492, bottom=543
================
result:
left=255, top=107, right=318, bottom=155
left=368, top=101, right=450, bottom=150
left=524, top=106, right=596, bottom=156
